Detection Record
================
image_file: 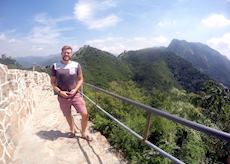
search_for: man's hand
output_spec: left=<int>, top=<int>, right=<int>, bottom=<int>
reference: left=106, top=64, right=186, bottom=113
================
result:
left=68, top=88, right=78, bottom=97
left=59, top=91, right=70, bottom=98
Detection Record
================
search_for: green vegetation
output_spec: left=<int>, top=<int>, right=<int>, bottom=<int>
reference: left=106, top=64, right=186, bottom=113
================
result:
left=71, top=46, right=230, bottom=163
left=120, top=47, right=210, bottom=92
left=85, top=80, right=229, bottom=163
left=119, top=48, right=178, bottom=90
left=0, top=54, right=23, bottom=69
left=73, top=45, right=132, bottom=87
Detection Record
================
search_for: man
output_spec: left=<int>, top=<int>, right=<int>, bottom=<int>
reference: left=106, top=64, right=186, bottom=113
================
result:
left=50, top=45, right=92, bottom=141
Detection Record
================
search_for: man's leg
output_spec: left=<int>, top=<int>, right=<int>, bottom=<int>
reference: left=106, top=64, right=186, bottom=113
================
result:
left=80, top=109, right=92, bottom=141
left=65, top=115, right=75, bottom=133
left=80, top=110, right=89, bottom=135
left=58, top=96, right=75, bottom=135
left=72, top=93, right=92, bottom=141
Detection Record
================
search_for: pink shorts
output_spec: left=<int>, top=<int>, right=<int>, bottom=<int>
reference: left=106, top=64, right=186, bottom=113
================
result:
left=57, top=93, right=87, bottom=116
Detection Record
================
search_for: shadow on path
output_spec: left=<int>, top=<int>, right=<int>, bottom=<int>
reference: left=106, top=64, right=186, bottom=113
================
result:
left=76, top=137, right=91, bottom=164
left=36, top=130, right=104, bottom=164
left=88, top=142, right=103, bottom=164
left=36, top=130, right=77, bottom=140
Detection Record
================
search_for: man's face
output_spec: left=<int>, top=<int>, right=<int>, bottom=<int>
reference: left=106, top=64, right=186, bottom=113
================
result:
left=61, top=49, right=72, bottom=61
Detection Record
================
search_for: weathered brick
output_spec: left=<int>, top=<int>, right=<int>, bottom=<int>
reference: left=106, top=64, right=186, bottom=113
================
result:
left=5, top=142, right=14, bottom=159
left=0, top=143, right=3, bottom=158
left=0, top=111, right=5, bottom=123
left=2, top=83, right=9, bottom=97
left=0, top=123, right=3, bottom=131
left=0, top=131, right=6, bottom=144
left=4, top=148, right=10, bottom=164
left=0, top=101, right=9, bottom=109
left=0, top=64, right=7, bottom=84
left=9, top=114, right=18, bottom=144
left=9, top=81, right=18, bottom=91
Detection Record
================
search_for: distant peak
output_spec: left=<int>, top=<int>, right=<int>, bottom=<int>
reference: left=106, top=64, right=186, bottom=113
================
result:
left=75, top=45, right=116, bottom=57
left=170, top=39, right=209, bottom=47
left=170, top=39, right=188, bottom=44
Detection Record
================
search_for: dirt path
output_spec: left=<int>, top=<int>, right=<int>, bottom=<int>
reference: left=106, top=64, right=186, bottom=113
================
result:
left=11, top=90, right=125, bottom=164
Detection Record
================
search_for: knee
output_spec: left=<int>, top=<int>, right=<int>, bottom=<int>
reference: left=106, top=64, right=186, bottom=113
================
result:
left=81, top=111, right=88, bottom=118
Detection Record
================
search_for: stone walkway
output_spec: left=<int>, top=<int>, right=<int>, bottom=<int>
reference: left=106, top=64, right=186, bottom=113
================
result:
left=10, top=90, right=125, bottom=164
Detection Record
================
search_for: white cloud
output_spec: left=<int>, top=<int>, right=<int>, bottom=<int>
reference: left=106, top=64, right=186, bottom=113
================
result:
left=74, top=2, right=93, bottom=20
left=0, top=33, right=6, bottom=40
left=9, top=38, right=16, bottom=43
left=0, top=14, right=75, bottom=57
left=207, top=33, right=230, bottom=59
left=35, top=13, right=73, bottom=25
left=0, top=32, right=61, bottom=56
left=27, top=14, right=76, bottom=45
left=201, top=14, right=230, bottom=28
left=27, top=26, right=60, bottom=44
left=25, top=14, right=72, bottom=45
left=86, top=36, right=169, bottom=55
left=73, top=0, right=120, bottom=29
left=154, top=36, right=168, bottom=44
left=88, top=15, right=119, bottom=29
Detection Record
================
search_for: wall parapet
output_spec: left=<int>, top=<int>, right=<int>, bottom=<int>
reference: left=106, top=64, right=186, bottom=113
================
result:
left=0, top=64, right=52, bottom=164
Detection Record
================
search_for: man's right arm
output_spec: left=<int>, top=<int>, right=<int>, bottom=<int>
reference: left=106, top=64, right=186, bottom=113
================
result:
left=50, top=76, right=69, bottom=98
left=50, top=64, right=69, bottom=98
left=50, top=76, right=61, bottom=94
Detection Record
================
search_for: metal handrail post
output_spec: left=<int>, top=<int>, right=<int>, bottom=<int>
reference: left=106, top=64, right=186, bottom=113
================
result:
left=82, top=92, right=184, bottom=164
left=143, top=112, right=152, bottom=141
left=95, top=87, right=98, bottom=104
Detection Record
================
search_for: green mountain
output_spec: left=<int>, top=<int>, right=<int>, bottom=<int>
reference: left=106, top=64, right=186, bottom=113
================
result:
left=168, top=39, right=230, bottom=87
left=72, top=45, right=132, bottom=87
left=119, top=47, right=210, bottom=92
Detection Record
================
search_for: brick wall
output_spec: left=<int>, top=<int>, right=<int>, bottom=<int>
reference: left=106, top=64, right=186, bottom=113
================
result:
left=0, top=64, right=51, bottom=164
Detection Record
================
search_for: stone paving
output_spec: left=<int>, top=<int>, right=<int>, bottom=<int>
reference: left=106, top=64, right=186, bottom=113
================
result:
left=10, top=92, right=126, bottom=164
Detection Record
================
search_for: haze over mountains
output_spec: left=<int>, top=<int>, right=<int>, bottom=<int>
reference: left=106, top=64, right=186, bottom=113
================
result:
left=9, top=39, right=230, bottom=89
left=15, top=54, right=58, bottom=68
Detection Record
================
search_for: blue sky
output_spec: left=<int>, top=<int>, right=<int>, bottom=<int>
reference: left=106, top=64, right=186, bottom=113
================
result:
left=0, top=0, right=230, bottom=59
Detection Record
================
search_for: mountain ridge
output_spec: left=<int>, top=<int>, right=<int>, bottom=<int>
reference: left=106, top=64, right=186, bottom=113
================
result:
left=119, top=47, right=210, bottom=92
left=4, top=39, right=230, bottom=89
left=167, top=39, right=230, bottom=87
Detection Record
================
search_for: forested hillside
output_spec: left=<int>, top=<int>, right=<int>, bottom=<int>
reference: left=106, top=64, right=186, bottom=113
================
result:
left=168, top=39, right=230, bottom=87
left=69, top=45, right=230, bottom=163
left=85, top=80, right=230, bottom=163
left=119, top=47, right=210, bottom=92
left=72, top=45, right=132, bottom=87
left=0, top=54, right=23, bottom=69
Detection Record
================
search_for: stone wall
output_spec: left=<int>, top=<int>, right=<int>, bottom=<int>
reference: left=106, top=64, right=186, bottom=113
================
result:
left=0, top=64, right=51, bottom=164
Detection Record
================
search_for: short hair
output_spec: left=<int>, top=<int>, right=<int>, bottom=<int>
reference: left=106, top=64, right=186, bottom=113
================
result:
left=61, top=45, right=72, bottom=52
